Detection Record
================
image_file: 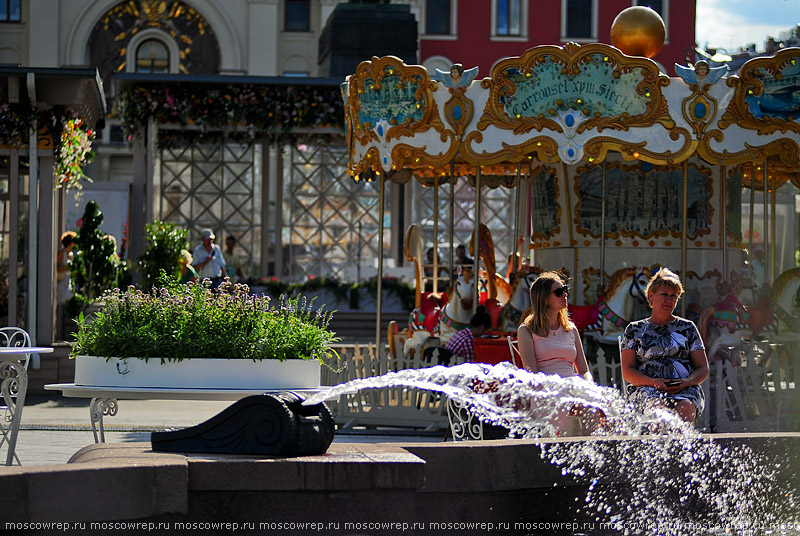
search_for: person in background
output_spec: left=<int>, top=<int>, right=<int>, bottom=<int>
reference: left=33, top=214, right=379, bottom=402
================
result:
left=177, top=249, right=198, bottom=284
left=192, top=228, right=226, bottom=288
left=455, top=244, right=474, bottom=268
left=620, top=267, right=709, bottom=424
left=424, top=246, right=449, bottom=292
left=224, top=235, right=246, bottom=283
left=445, top=306, right=493, bottom=362
left=56, top=231, right=77, bottom=340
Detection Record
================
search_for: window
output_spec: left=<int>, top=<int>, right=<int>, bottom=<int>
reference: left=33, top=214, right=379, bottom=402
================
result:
left=0, top=0, right=21, bottom=22
left=564, top=0, right=593, bottom=39
left=634, top=0, right=668, bottom=39
left=426, top=0, right=451, bottom=35
left=496, top=0, right=522, bottom=36
left=637, top=0, right=663, bottom=18
left=285, top=0, right=310, bottom=32
left=135, top=40, right=169, bottom=73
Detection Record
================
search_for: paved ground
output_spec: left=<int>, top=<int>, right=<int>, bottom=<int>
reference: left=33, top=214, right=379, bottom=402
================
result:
left=7, top=395, right=449, bottom=467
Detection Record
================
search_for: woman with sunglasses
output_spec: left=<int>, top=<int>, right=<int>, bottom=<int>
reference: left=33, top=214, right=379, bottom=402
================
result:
left=620, top=267, right=709, bottom=424
left=517, top=272, right=593, bottom=381
left=517, top=272, right=600, bottom=435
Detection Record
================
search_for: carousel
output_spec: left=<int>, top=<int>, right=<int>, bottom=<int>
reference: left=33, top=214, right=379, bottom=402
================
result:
left=341, top=7, right=800, bottom=369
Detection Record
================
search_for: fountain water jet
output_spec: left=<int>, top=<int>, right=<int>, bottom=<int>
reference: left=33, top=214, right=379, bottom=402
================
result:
left=305, top=363, right=798, bottom=535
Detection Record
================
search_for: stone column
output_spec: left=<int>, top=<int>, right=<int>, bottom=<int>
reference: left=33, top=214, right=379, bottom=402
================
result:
left=247, top=0, right=279, bottom=75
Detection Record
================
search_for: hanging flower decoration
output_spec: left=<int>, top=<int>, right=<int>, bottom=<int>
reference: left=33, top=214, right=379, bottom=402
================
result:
left=0, top=104, right=97, bottom=191
left=55, top=116, right=96, bottom=191
left=115, top=82, right=345, bottom=148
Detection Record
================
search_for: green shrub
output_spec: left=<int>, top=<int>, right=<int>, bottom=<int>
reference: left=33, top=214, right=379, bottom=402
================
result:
left=138, top=220, right=189, bottom=289
left=71, top=281, right=339, bottom=362
left=70, top=200, right=128, bottom=301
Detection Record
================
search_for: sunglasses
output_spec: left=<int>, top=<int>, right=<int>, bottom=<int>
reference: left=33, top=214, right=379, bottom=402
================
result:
left=552, top=287, right=569, bottom=298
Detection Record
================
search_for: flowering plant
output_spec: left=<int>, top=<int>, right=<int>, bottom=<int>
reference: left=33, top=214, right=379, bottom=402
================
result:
left=71, top=281, right=339, bottom=362
left=55, top=117, right=95, bottom=191
left=0, top=104, right=96, bottom=191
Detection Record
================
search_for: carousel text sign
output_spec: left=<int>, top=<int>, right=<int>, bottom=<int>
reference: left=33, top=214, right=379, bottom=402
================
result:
left=504, top=55, right=650, bottom=119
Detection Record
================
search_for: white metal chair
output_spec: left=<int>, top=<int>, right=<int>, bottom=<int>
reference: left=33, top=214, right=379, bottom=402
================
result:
left=507, top=336, right=524, bottom=368
left=0, top=327, right=32, bottom=465
left=617, top=336, right=631, bottom=397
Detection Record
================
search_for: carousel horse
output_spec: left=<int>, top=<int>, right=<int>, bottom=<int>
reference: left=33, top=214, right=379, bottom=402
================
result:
left=500, top=269, right=540, bottom=332
left=471, top=223, right=512, bottom=305
left=438, top=266, right=477, bottom=344
left=401, top=224, right=445, bottom=358
left=697, top=271, right=775, bottom=362
left=769, top=267, right=800, bottom=335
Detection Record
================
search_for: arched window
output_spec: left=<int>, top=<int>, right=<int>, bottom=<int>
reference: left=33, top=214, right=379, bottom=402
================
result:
left=135, top=39, right=169, bottom=73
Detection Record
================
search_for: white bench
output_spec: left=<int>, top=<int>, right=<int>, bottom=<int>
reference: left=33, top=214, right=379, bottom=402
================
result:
left=44, top=383, right=324, bottom=443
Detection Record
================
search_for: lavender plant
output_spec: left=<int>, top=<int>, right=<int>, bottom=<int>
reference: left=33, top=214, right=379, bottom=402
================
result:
left=71, top=280, right=339, bottom=362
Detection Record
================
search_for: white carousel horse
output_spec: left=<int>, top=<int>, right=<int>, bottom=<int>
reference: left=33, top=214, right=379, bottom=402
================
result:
left=438, top=266, right=477, bottom=344
left=587, top=267, right=651, bottom=345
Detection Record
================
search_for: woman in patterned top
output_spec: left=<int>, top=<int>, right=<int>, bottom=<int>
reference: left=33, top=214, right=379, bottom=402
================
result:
left=620, top=267, right=709, bottom=424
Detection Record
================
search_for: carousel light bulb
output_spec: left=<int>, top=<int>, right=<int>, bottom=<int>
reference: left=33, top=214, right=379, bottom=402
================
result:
left=633, top=151, right=640, bottom=158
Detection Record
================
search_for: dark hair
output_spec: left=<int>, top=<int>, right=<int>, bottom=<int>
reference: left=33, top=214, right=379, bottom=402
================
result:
left=60, top=231, right=76, bottom=248
left=469, top=306, right=492, bottom=329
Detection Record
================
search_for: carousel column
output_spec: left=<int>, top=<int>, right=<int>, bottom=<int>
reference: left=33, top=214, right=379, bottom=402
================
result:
left=449, top=162, right=455, bottom=276
left=771, top=182, right=777, bottom=282
left=763, top=160, right=769, bottom=284
left=748, top=164, right=755, bottom=262
left=681, top=160, right=688, bottom=317
left=375, top=174, right=386, bottom=354
left=433, top=175, right=440, bottom=294
left=600, top=162, right=607, bottom=289
left=473, top=167, right=482, bottom=313
left=512, top=164, right=522, bottom=275
left=721, top=166, right=727, bottom=281
left=561, top=163, right=577, bottom=296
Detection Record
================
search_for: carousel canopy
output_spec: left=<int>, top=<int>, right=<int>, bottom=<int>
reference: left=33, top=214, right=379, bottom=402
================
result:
left=343, top=44, right=800, bottom=189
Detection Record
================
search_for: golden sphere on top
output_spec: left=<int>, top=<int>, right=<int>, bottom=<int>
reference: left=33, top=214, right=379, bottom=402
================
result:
left=610, top=6, right=666, bottom=58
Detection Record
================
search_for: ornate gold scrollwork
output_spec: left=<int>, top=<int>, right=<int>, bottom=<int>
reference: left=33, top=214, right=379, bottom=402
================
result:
left=715, top=49, right=800, bottom=166
left=476, top=43, right=674, bottom=137
left=720, top=50, right=800, bottom=135
left=348, top=56, right=443, bottom=155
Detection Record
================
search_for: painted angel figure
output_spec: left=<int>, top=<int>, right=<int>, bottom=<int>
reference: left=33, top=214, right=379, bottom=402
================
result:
left=675, top=60, right=728, bottom=86
left=434, top=63, right=479, bottom=88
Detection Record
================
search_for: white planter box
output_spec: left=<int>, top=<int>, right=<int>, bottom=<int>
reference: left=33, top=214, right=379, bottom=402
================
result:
left=74, top=355, right=320, bottom=390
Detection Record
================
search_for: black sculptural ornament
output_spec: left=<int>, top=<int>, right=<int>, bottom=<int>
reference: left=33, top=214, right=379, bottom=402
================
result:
left=151, top=392, right=335, bottom=456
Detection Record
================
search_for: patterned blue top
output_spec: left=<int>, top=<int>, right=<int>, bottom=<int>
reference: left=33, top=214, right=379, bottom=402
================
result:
left=620, top=317, right=706, bottom=414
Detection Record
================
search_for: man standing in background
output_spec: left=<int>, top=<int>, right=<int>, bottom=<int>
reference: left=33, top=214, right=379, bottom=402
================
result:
left=193, top=228, right=227, bottom=288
